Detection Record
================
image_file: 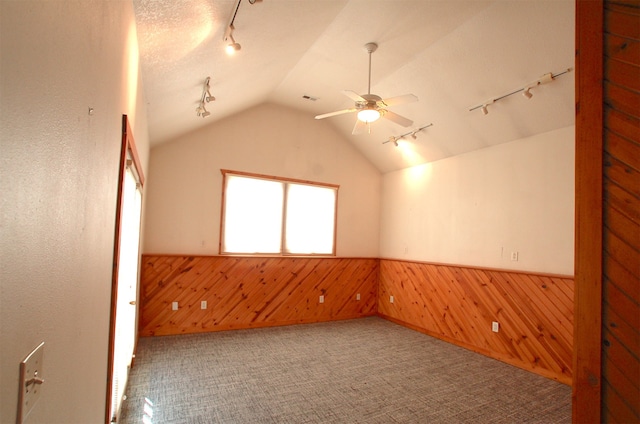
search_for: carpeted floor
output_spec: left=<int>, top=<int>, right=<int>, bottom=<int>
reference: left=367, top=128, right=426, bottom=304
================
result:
left=119, top=317, right=571, bottom=423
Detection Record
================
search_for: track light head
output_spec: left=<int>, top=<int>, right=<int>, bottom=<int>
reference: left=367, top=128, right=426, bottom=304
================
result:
left=386, top=136, right=399, bottom=147
left=197, top=102, right=211, bottom=118
left=226, top=42, right=241, bottom=55
left=538, top=72, right=554, bottom=84
left=481, top=105, right=489, bottom=115
left=197, top=77, right=215, bottom=117
left=224, top=25, right=241, bottom=55
left=522, top=88, right=533, bottom=99
left=226, top=34, right=241, bottom=55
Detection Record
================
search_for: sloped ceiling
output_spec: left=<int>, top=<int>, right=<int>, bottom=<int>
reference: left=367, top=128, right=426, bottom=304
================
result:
left=133, top=0, right=575, bottom=173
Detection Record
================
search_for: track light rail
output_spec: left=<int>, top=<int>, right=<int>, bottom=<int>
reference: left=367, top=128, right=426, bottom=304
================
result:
left=382, top=123, right=433, bottom=146
left=468, top=67, right=573, bottom=114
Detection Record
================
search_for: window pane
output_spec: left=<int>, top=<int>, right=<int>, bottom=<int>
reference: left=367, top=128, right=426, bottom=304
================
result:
left=285, top=184, right=336, bottom=254
left=223, top=176, right=284, bottom=253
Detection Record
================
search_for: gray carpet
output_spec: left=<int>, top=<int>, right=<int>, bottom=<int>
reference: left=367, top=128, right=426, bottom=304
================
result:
left=119, top=317, right=571, bottom=423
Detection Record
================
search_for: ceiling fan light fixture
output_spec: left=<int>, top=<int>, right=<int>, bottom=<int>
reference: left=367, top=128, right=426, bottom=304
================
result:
left=315, top=42, right=417, bottom=131
left=357, top=108, right=381, bottom=123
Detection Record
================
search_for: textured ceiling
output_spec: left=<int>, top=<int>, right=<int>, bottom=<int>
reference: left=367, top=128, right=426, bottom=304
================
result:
left=133, top=0, right=575, bottom=173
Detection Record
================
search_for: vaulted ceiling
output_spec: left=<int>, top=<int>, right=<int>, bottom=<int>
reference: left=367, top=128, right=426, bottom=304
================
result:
left=133, top=0, right=575, bottom=173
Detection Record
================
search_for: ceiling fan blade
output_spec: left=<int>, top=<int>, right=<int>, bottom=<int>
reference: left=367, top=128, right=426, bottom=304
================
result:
left=383, top=110, right=413, bottom=127
left=315, top=108, right=357, bottom=120
left=380, top=94, right=418, bottom=107
left=352, top=118, right=367, bottom=135
left=342, top=90, right=366, bottom=102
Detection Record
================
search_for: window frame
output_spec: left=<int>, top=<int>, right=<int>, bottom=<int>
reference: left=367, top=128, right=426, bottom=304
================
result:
left=219, top=169, right=339, bottom=256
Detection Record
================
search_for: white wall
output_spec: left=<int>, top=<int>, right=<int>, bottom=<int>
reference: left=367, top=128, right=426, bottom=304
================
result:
left=0, top=2, right=149, bottom=423
left=380, top=126, right=575, bottom=275
left=143, top=103, right=381, bottom=257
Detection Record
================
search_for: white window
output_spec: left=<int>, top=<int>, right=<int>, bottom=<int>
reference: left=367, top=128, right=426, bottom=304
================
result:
left=220, top=170, right=338, bottom=255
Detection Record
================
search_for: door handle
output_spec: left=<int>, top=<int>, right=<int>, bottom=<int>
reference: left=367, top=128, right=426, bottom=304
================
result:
left=129, top=301, right=136, bottom=306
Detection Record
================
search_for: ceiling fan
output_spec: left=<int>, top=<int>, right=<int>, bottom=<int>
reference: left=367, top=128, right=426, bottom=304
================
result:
left=315, top=42, right=418, bottom=134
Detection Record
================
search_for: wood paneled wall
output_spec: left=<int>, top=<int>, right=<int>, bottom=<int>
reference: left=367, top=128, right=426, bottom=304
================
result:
left=602, top=2, right=640, bottom=422
left=139, top=255, right=378, bottom=336
left=377, top=260, right=573, bottom=384
left=139, top=255, right=574, bottom=383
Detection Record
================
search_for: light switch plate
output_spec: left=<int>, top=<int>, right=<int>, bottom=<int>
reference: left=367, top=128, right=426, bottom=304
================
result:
left=18, top=342, right=45, bottom=423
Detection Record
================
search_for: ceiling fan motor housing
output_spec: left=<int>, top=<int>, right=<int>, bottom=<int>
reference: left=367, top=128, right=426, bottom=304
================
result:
left=357, top=93, right=383, bottom=111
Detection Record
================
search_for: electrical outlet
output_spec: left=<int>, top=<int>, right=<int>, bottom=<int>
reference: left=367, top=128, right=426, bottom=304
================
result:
left=511, top=251, right=519, bottom=261
left=201, top=300, right=207, bottom=310
left=356, top=293, right=361, bottom=301
left=492, top=321, right=500, bottom=332
left=172, top=301, right=178, bottom=311
left=390, top=295, right=394, bottom=304
left=319, top=295, right=324, bottom=304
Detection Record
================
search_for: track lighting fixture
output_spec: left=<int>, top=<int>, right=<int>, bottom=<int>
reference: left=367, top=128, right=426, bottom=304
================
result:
left=469, top=67, right=573, bottom=115
left=382, top=123, right=433, bottom=147
left=223, top=0, right=262, bottom=55
left=196, top=76, right=215, bottom=118
left=478, top=99, right=494, bottom=115
left=196, top=106, right=211, bottom=118
left=224, top=26, right=241, bottom=55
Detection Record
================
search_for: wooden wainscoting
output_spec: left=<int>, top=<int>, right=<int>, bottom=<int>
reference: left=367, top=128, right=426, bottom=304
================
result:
left=377, top=260, right=574, bottom=384
left=139, top=255, right=378, bottom=336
